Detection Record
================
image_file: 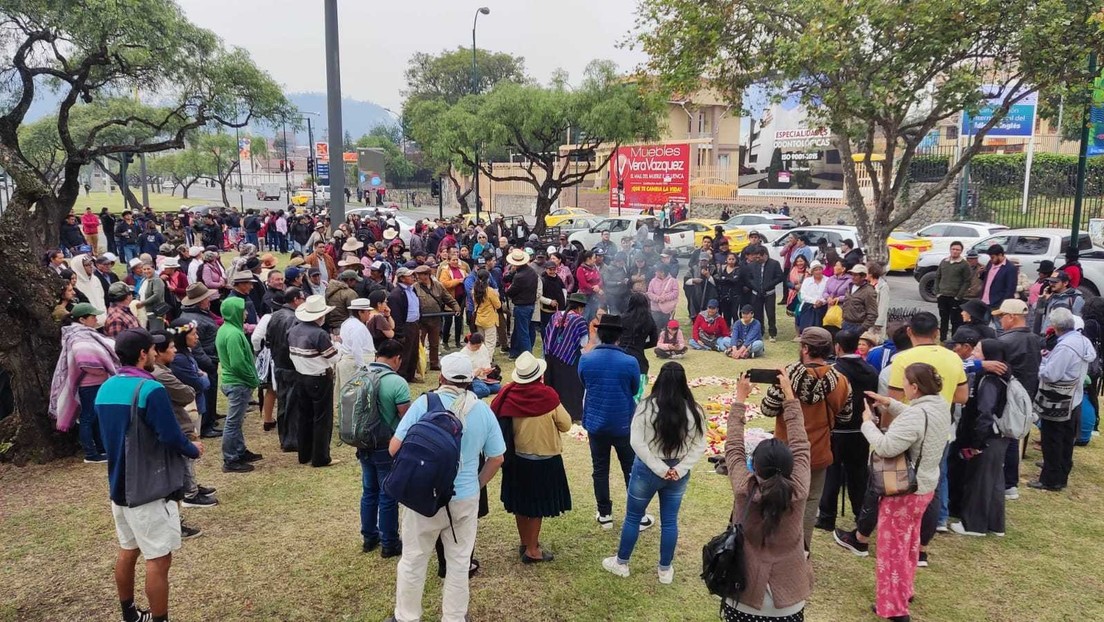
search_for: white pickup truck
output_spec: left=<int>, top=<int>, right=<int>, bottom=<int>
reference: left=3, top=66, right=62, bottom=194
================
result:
left=568, top=215, right=661, bottom=251
left=256, top=182, right=282, bottom=201
left=914, top=227, right=1104, bottom=301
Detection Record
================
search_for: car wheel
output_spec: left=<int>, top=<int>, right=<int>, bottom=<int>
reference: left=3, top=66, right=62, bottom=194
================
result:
left=1079, top=281, right=1099, bottom=298
left=918, top=271, right=938, bottom=303
left=572, top=241, right=585, bottom=254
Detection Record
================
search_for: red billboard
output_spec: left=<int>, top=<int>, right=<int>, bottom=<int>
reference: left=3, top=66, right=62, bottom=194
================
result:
left=609, top=143, right=691, bottom=209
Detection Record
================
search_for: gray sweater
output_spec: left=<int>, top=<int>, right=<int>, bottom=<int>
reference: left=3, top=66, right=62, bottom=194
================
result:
left=861, top=394, right=951, bottom=494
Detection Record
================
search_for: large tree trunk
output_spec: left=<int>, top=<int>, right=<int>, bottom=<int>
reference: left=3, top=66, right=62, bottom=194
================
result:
left=96, top=159, right=144, bottom=211
left=0, top=190, right=78, bottom=464
left=217, top=179, right=230, bottom=207
left=533, top=190, right=557, bottom=236
left=181, top=179, right=197, bottom=199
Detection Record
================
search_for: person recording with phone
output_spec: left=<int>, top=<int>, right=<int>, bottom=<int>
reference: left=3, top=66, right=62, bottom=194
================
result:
left=723, top=369, right=812, bottom=621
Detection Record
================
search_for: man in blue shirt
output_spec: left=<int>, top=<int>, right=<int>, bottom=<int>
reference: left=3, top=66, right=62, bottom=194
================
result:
left=95, top=328, right=202, bottom=622
left=388, top=353, right=505, bottom=622
left=577, top=314, right=654, bottom=531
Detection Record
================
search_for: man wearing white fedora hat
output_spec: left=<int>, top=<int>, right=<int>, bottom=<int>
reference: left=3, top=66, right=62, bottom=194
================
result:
left=289, top=295, right=340, bottom=467
left=504, top=249, right=540, bottom=359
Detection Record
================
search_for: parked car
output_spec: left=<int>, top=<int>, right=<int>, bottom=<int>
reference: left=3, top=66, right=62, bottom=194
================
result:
left=666, top=218, right=724, bottom=248
left=555, top=216, right=601, bottom=237
left=567, top=215, right=659, bottom=252
left=544, top=207, right=593, bottom=228
left=723, top=213, right=797, bottom=242
left=256, top=183, right=282, bottom=201
left=768, top=226, right=930, bottom=272
left=185, top=205, right=221, bottom=216
left=914, top=228, right=1103, bottom=302
left=913, top=221, right=1009, bottom=254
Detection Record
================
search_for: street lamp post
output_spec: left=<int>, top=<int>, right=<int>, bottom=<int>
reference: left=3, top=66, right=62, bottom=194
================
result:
left=306, top=115, right=317, bottom=211
left=281, top=119, right=291, bottom=199
left=384, top=107, right=408, bottom=207
left=471, top=6, right=490, bottom=224
left=324, top=0, right=346, bottom=227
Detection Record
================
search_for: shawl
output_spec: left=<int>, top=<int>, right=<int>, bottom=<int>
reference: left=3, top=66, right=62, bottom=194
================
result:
left=70, top=254, right=107, bottom=325
left=49, top=324, right=119, bottom=431
left=760, top=361, right=849, bottom=420
left=491, top=380, right=560, bottom=418
left=543, top=310, right=589, bottom=366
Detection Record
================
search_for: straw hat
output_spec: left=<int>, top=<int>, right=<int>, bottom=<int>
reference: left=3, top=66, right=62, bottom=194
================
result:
left=507, top=248, right=529, bottom=266
left=295, top=294, right=335, bottom=322
left=342, top=239, right=364, bottom=252
left=510, top=352, right=547, bottom=384
left=260, top=253, right=278, bottom=269
left=383, top=228, right=398, bottom=241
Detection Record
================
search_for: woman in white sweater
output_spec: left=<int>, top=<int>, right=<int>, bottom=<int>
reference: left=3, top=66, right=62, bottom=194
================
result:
left=602, top=361, right=706, bottom=584
left=862, top=362, right=951, bottom=622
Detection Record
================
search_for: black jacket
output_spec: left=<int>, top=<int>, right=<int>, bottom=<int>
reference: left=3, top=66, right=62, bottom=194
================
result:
left=715, top=266, right=742, bottom=303
left=504, top=265, right=538, bottom=306
left=60, top=222, right=86, bottom=249
left=833, top=355, right=879, bottom=432
left=618, top=312, right=658, bottom=374
left=957, top=371, right=1008, bottom=449
left=739, top=260, right=784, bottom=298
left=114, top=220, right=142, bottom=245
left=266, top=305, right=298, bottom=371
left=387, top=285, right=418, bottom=339
left=179, top=306, right=221, bottom=363
left=998, top=327, right=1043, bottom=397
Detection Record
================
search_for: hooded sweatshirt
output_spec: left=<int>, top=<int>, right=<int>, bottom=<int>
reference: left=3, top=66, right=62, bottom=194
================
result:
left=692, top=311, right=730, bottom=342
left=1039, top=329, right=1097, bottom=409
left=215, top=296, right=260, bottom=388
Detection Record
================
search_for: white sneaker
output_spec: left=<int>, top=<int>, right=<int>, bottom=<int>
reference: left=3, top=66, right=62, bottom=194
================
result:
left=596, top=512, right=614, bottom=530
left=949, top=522, right=985, bottom=537
left=935, top=521, right=949, bottom=533
left=657, top=566, right=674, bottom=584
left=639, top=514, right=656, bottom=531
left=602, top=556, right=630, bottom=577
left=990, top=531, right=1006, bottom=537
left=769, top=336, right=776, bottom=343
left=1004, top=486, right=1020, bottom=500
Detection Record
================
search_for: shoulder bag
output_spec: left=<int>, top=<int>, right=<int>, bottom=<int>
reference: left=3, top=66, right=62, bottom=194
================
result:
left=868, top=404, right=928, bottom=497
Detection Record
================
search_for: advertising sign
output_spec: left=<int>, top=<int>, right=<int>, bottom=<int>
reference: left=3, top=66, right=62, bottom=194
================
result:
left=608, top=143, right=690, bottom=209
left=315, top=141, right=330, bottom=161
left=961, top=86, right=1037, bottom=138
left=316, top=162, right=330, bottom=185
left=357, top=148, right=387, bottom=191
left=1088, top=69, right=1104, bottom=157
left=739, top=93, right=844, bottom=199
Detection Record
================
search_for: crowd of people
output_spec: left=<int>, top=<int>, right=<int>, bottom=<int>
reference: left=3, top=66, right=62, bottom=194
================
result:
left=42, top=201, right=1103, bottom=622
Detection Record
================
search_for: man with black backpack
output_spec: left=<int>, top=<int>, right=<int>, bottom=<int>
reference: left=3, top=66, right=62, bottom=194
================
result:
left=386, top=353, right=505, bottom=622
left=353, top=339, right=410, bottom=558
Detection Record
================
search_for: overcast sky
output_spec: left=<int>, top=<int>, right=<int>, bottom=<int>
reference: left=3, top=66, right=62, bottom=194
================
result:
left=178, top=0, right=649, bottom=110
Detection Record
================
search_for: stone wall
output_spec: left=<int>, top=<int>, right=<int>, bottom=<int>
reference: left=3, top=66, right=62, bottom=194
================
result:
left=895, top=178, right=959, bottom=231
left=489, top=194, right=560, bottom=217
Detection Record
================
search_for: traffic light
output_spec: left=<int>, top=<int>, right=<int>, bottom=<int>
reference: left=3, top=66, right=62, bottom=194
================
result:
left=289, top=160, right=295, bottom=171
left=279, top=159, right=285, bottom=172
left=430, top=179, right=441, bottom=198
left=306, top=157, right=314, bottom=175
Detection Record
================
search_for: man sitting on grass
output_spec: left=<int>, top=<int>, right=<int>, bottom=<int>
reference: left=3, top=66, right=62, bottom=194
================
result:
left=690, top=299, right=731, bottom=352
left=726, top=304, right=765, bottom=359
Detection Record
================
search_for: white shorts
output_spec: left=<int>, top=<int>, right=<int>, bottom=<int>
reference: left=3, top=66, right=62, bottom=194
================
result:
left=111, top=499, right=181, bottom=559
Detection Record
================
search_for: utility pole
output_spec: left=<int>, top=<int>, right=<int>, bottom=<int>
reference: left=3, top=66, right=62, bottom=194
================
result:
left=324, top=0, right=346, bottom=226
left=307, top=116, right=317, bottom=211
left=471, top=7, right=490, bottom=223
left=1071, top=51, right=1098, bottom=243
left=234, top=127, right=245, bottom=210
left=281, top=120, right=291, bottom=199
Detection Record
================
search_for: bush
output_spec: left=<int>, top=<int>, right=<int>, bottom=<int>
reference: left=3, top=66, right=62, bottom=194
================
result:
left=969, top=153, right=1104, bottom=197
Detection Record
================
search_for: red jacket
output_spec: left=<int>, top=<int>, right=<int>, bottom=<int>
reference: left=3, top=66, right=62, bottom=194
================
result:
left=575, top=264, right=602, bottom=295
left=692, top=312, right=730, bottom=341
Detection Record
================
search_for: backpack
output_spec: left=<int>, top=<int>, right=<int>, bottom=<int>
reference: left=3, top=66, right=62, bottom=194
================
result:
left=993, top=376, right=1035, bottom=440
left=338, top=366, right=397, bottom=450
left=701, top=502, right=751, bottom=606
left=383, top=392, right=464, bottom=519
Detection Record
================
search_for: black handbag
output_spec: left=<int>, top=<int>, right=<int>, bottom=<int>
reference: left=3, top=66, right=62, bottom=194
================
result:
left=701, top=500, right=751, bottom=605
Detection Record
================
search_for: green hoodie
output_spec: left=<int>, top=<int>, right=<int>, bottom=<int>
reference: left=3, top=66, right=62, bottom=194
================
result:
left=215, top=296, right=260, bottom=388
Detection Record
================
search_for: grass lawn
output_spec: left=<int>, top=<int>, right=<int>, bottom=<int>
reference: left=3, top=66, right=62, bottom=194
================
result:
left=3, top=271, right=1104, bottom=621
left=75, top=190, right=209, bottom=214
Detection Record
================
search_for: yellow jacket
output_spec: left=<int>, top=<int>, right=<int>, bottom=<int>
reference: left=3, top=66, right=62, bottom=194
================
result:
left=436, top=262, right=470, bottom=292
left=474, top=287, right=501, bottom=328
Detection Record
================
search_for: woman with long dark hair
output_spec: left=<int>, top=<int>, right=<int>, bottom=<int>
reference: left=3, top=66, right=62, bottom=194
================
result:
left=602, top=362, right=706, bottom=583
left=950, top=339, right=1010, bottom=537
left=616, top=292, right=658, bottom=398
left=723, top=370, right=811, bottom=620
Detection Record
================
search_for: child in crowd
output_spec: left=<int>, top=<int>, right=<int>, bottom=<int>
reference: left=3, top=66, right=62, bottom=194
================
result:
left=726, top=305, right=764, bottom=359
left=655, top=319, right=687, bottom=359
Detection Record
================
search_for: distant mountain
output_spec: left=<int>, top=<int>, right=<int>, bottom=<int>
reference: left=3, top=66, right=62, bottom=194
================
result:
left=285, top=92, right=394, bottom=144
left=15, top=88, right=394, bottom=144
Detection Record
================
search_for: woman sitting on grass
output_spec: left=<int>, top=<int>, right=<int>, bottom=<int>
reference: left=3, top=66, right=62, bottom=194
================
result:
left=724, top=370, right=812, bottom=621
left=602, top=362, right=705, bottom=584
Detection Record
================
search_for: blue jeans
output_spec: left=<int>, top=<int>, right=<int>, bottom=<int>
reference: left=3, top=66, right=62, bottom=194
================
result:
left=357, top=447, right=399, bottom=548
left=246, top=232, right=260, bottom=247
left=471, top=378, right=500, bottom=399
left=77, top=384, right=105, bottom=459
left=122, top=243, right=139, bottom=264
left=938, top=444, right=950, bottom=525
left=510, top=304, right=534, bottom=357
left=584, top=294, right=600, bottom=321
left=221, top=384, right=252, bottom=464
left=618, top=458, right=689, bottom=569
left=689, top=337, right=732, bottom=351
left=588, top=431, right=635, bottom=516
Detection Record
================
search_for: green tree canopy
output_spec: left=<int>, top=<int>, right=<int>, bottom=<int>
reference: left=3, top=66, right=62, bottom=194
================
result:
left=636, top=0, right=1104, bottom=259
left=0, top=0, right=293, bottom=462
left=408, top=60, right=664, bottom=228
left=403, top=47, right=527, bottom=106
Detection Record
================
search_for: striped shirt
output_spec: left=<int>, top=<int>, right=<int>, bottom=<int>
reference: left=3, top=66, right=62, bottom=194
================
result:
left=543, top=310, right=589, bottom=366
left=288, top=321, right=338, bottom=377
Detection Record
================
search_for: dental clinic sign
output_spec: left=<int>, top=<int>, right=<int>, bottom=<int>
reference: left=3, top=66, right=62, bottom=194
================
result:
left=961, top=86, right=1037, bottom=138
left=609, top=143, right=691, bottom=209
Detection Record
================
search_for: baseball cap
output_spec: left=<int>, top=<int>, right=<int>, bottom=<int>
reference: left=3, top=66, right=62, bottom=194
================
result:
left=1047, top=271, right=1071, bottom=283
left=395, top=267, right=414, bottom=278
left=70, top=302, right=102, bottom=319
left=307, top=267, right=321, bottom=277
left=667, top=319, right=680, bottom=330
left=948, top=326, right=981, bottom=347
left=439, top=352, right=474, bottom=383
left=798, top=326, right=833, bottom=349
left=707, top=299, right=719, bottom=309
left=114, top=328, right=165, bottom=362
left=991, top=298, right=1028, bottom=316
left=848, top=264, right=868, bottom=275
left=107, top=281, right=132, bottom=301
left=284, top=266, right=302, bottom=282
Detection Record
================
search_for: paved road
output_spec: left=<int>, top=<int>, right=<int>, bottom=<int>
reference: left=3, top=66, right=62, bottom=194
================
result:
left=885, top=273, right=935, bottom=313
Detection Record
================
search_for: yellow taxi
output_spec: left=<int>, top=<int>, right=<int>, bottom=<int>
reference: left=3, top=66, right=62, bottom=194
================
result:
left=544, top=207, right=593, bottom=228
left=668, top=218, right=723, bottom=247
left=291, top=190, right=312, bottom=206
left=887, top=231, right=933, bottom=272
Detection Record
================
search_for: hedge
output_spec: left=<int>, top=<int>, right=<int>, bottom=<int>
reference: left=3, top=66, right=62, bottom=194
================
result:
left=906, top=152, right=1104, bottom=198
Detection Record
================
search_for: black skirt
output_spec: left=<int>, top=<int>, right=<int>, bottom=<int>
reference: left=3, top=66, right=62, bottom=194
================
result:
left=501, top=454, right=572, bottom=518
left=544, top=356, right=584, bottom=421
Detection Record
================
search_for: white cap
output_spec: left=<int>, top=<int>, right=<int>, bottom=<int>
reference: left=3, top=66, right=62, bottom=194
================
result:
left=439, top=352, right=474, bottom=383
left=188, top=246, right=204, bottom=256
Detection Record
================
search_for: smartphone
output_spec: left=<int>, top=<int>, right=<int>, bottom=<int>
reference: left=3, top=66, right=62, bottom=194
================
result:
left=746, top=368, right=780, bottom=384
